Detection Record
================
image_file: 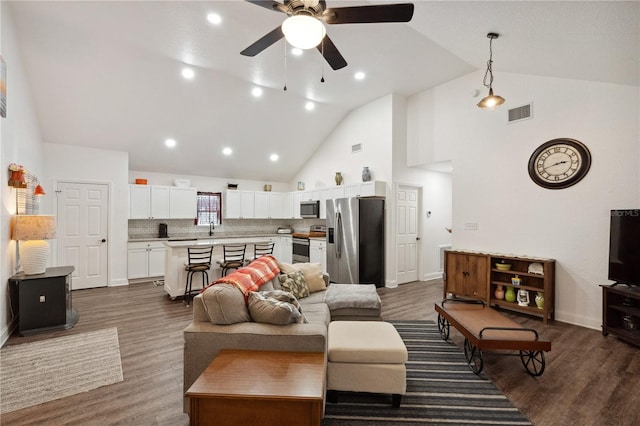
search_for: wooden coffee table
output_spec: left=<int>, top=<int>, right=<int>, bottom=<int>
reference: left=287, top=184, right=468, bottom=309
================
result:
left=185, top=349, right=325, bottom=426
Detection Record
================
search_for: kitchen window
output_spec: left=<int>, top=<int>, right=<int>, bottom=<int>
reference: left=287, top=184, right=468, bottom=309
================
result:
left=196, top=192, right=222, bottom=226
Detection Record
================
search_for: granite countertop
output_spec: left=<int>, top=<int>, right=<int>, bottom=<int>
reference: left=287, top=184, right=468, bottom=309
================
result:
left=128, top=233, right=283, bottom=243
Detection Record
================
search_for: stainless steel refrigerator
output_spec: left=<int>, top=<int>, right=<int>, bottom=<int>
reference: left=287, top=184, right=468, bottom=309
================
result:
left=326, top=197, right=385, bottom=287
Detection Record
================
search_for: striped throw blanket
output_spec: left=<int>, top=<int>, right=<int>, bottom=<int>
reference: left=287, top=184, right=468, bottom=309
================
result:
left=204, top=255, right=281, bottom=298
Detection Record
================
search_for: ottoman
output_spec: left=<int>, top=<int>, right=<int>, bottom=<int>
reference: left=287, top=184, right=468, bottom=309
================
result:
left=327, top=321, right=408, bottom=407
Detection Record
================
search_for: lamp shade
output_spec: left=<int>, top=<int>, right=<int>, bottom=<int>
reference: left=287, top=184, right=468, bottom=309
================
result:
left=477, top=88, right=505, bottom=110
left=281, top=15, right=326, bottom=50
left=11, top=215, right=57, bottom=275
left=34, top=184, right=46, bottom=196
left=11, top=215, right=57, bottom=241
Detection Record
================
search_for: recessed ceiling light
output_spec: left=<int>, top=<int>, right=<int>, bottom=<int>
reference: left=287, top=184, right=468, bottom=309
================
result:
left=181, top=68, right=195, bottom=80
left=354, top=71, right=366, bottom=80
left=270, top=154, right=279, bottom=162
left=165, top=138, right=177, bottom=148
left=305, top=101, right=315, bottom=111
left=222, top=147, right=232, bottom=156
left=291, top=48, right=303, bottom=56
left=252, top=87, right=263, bottom=97
left=207, top=13, right=222, bottom=25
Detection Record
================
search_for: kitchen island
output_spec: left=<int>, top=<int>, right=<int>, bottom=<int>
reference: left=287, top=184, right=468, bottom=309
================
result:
left=163, top=236, right=291, bottom=299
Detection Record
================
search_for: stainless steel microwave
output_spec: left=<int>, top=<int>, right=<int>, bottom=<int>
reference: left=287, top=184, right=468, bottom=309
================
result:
left=300, top=200, right=320, bottom=218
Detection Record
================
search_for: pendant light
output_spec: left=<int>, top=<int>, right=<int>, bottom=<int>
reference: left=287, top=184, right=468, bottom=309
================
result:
left=477, top=32, right=505, bottom=110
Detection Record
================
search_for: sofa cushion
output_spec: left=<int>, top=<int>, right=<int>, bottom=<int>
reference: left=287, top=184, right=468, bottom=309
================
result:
left=200, top=284, right=252, bottom=325
left=278, top=271, right=309, bottom=299
left=279, top=262, right=326, bottom=293
left=248, top=290, right=307, bottom=325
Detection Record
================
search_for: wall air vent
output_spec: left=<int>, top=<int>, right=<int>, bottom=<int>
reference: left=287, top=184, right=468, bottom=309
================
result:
left=351, top=143, right=362, bottom=153
left=508, top=103, right=532, bottom=123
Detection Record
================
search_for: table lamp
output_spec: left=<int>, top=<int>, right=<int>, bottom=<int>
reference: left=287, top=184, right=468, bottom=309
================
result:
left=11, top=215, right=57, bottom=275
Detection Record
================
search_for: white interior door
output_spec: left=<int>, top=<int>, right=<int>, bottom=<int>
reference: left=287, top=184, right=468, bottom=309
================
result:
left=396, top=185, right=419, bottom=284
left=57, top=182, right=109, bottom=289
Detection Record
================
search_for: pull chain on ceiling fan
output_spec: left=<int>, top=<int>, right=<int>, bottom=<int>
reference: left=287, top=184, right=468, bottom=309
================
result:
left=241, top=0, right=415, bottom=70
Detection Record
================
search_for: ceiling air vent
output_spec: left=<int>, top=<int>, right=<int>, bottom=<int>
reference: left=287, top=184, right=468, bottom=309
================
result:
left=351, top=143, right=362, bottom=153
left=508, top=103, right=532, bottom=123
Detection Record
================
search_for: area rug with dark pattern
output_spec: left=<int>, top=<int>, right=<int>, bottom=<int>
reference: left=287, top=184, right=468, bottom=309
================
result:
left=322, top=320, right=531, bottom=425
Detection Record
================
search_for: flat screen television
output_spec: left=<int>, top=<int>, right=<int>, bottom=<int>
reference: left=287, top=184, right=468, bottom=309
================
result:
left=609, top=209, right=640, bottom=286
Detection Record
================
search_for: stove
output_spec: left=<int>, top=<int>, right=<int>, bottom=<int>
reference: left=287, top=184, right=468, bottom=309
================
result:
left=292, top=225, right=326, bottom=263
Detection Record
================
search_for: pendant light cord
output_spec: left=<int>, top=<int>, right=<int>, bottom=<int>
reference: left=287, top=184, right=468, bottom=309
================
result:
left=283, top=40, right=288, bottom=91
left=482, top=36, right=495, bottom=89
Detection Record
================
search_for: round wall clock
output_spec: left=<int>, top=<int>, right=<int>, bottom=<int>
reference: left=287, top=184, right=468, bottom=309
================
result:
left=528, top=138, right=592, bottom=189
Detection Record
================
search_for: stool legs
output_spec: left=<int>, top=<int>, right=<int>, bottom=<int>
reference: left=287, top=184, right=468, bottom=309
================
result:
left=183, top=270, right=208, bottom=307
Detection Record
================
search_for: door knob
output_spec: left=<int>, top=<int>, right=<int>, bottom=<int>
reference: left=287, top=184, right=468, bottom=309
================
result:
left=101, top=239, right=106, bottom=243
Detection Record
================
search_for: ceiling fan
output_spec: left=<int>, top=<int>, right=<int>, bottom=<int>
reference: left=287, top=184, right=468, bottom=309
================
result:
left=240, top=0, right=415, bottom=70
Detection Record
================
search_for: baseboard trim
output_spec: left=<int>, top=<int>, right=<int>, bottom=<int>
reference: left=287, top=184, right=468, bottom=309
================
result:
left=1, top=318, right=17, bottom=347
left=422, top=272, right=443, bottom=282
left=385, top=279, right=398, bottom=288
left=110, top=278, right=129, bottom=287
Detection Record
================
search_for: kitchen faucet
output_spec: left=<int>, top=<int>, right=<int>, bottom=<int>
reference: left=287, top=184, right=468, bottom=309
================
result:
left=209, top=221, right=215, bottom=236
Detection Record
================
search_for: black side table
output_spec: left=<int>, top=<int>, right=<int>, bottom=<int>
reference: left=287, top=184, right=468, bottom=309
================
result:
left=9, top=266, right=79, bottom=336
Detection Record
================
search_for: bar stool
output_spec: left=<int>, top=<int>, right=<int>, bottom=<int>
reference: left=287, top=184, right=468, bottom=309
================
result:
left=183, top=246, right=213, bottom=306
left=217, top=244, right=247, bottom=276
left=249, top=242, right=275, bottom=262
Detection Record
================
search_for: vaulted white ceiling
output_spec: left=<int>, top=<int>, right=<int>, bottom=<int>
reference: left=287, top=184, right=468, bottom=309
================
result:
left=8, top=1, right=638, bottom=182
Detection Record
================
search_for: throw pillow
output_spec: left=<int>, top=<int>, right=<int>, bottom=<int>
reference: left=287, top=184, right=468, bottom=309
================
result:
left=278, top=271, right=309, bottom=299
left=278, top=262, right=326, bottom=293
left=200, top=284, right=252, bottom=325
left=247, top=290, right=307, bottom=325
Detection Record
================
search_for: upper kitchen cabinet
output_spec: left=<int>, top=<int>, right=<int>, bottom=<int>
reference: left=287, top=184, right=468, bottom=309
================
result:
left=249, top=192, right=286, bottom=219
left=129, top=185, right=169, bottom=219
left=344, top=181, right=386, bottom=198
left=169, top=187, right=197, bottom=219
left=224, top=190, right=255, bottom=219
left=129, top=185, right=196, bottom=219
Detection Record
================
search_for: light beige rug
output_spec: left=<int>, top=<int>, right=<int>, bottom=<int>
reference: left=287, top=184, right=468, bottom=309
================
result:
left=1, top=328, right=123, bottom=414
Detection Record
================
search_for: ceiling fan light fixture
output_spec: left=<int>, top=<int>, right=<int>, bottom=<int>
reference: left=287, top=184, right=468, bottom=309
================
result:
left=281, top=15, right=326, bottom=50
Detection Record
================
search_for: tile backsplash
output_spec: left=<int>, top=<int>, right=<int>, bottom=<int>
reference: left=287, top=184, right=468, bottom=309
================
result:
left=128, top=218, right=325, bottom=240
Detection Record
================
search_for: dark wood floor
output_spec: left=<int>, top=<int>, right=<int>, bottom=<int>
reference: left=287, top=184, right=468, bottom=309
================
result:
left=2, top=280, right=639, bottom=425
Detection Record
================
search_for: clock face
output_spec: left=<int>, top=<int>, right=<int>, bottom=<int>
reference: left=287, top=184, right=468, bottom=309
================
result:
left=528, top=139, right=591, bottom=189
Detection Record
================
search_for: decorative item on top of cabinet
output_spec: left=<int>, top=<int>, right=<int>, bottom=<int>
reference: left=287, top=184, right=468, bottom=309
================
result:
left=361, top=167, right=371, bottom=182
left=334, top=172, right=343, bottom=186
left=444, top=250, right=555, bottom=323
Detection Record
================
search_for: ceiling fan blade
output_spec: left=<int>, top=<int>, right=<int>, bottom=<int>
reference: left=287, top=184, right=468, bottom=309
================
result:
left=323, top=3, right=415, bottom=24
left=244, top=0, right=284, bottom=13
left=240, top=26, right=284, bottom=57
left=317, top=36, right=347, bottom=70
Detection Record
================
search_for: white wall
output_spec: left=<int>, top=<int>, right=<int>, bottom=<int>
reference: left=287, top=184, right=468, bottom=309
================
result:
left=43, top=143, right=130, bottom=287
left=392, top=95, right=452, bottom=283
left=294, top=94, right=394, bottom=190
left=408, top=70, right=640, bottom=329
left=0, top=5, right=46, bottom=344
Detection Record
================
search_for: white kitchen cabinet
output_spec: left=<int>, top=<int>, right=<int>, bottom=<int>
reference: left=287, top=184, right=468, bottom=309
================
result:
left=309, top=239, right=327, bottom=274
left=224, top=190, right=255, bottom=219
left=254, top=192, right=270, bottom=218
left=278, top=236, right=293, bottom=264
left=292, top=192, right=304, bottom=218
left=283, top=193, right=295, bottom=219
left=169, top=187, right=197, bottom=219
left=344, top=181, right=386, bottom=198
left=269, top=192, right=285, bottom=219
left=129, top=185, right=195, bottom=219
left=129, top=185, right=151, bottom=219
left=129, top=185, right=170, bottom=219
left=128, top=241, right=166, bottom=279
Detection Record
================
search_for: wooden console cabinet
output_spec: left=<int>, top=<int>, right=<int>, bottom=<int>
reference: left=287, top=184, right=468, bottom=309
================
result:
left=601, top=284, right=640, bottom=347
left=9, top=266, right=78, bottom=336
left=444, top=250, right=555, bottom=323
